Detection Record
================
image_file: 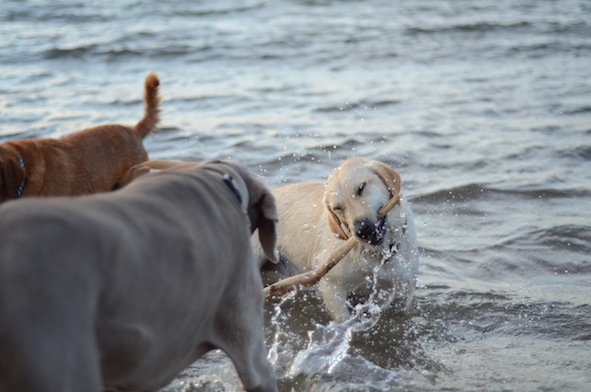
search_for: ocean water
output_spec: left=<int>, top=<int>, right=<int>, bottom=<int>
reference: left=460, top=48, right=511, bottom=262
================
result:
left=1, top=0, right=590, bottom=391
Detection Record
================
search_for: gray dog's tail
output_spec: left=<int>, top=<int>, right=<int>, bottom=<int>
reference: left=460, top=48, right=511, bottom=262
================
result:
left=134, top=72, right=160, bottom=138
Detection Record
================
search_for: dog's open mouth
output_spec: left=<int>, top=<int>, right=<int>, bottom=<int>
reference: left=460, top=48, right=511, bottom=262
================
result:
left=355, top=216, right=387, bottom=245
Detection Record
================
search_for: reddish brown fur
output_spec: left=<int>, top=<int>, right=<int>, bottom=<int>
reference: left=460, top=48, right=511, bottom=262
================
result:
left=0, top=73, right=160, bottom=203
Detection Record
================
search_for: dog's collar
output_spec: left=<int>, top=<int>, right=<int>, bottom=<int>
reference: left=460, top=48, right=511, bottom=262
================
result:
left=202, top=167, right=243, bottom=205
left=222, top=173, right=243, bottom=204
left=15, top=154, right=26, bottom=198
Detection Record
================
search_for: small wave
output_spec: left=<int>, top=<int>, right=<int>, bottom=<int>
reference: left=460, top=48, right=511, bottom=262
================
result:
left=464, top=223, right=591, bottom=284
left=405, top=21, right=531, bottom=36
left=314, top=99, right=402, bottom=113
left=496, top=224, right=591, bottom=254
left=530, top=224, right=591, bottom=254
left=311, top=138, right=364, bottom=151
left=275, top=151, right=329, bottom=165
left=420, top=290, right=591, bottom=341
left=506, top=42, right=591, bottom=58
left=563, top=105, right=591, bottom=115
left=416, top=183, right=590, bottom=203
left=486, top=300, right=591, bottom=341
left=547, top=20, right=591, bottom=36
left=562, top=145, right=591, bottom=161
left=1, top=8, right=109, bottom=24
left=43, top=45, right=100, bottom=60
left=415, top=183, right=490, bottom=203
left=42, top=43, right=205, bottom=61
left=167, top=2, right=265, bottom=18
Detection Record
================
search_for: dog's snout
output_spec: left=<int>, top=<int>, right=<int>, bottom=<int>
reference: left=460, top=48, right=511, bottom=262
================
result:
left=354, top=218, right=385, bottom=245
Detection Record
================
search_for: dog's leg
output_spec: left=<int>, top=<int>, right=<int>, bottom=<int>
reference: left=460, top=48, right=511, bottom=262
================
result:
left=0, top=327, right=101, bottom=392
left=318, top=280, right=352, bottom=322
left=213, top=272, right=277, bottom=391
left=233, top=336, right=277, bottom=392
left=215, top=314, right=277, bottom=392
left=218, top=305, right=277, bottom=392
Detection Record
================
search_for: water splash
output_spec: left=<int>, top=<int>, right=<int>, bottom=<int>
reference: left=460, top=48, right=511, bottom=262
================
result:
left=266, top=261, right=402, bottom=391
left=160, top=350, right=241, bottom=392
left=283, top=307, right=399, bottom=391
left=268, top=290, right=299, bottom=370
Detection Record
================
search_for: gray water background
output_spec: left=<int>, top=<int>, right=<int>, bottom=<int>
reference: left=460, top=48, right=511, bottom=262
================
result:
left=1, top=0, right=590, bottom=391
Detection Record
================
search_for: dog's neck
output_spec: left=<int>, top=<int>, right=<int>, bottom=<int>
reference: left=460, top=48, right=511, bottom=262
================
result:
left=202, top=166, right=244, bottom=207
left=221, top=174, right=243, bottom=204
left=383, top=218, right=408, bottom=262
left=15, top=154, right=26, bottom=198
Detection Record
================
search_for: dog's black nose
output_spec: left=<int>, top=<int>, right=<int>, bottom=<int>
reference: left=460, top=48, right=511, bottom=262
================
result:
left=354, top=218, right=385, bottom=245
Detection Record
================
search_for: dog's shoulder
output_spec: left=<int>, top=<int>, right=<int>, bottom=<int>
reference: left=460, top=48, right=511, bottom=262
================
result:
left=273, top=182, right=324, bottom=209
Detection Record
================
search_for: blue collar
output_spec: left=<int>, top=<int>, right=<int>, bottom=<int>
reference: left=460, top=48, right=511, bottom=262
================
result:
left=15, top=154, right=26, bottom=198
left=202, top=167, right=243, bottom=205
left=221, top=173, right=243, bottom=204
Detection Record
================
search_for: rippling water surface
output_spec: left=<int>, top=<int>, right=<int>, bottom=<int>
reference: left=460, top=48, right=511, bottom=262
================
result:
left=1, top=0, right=590, bottom=391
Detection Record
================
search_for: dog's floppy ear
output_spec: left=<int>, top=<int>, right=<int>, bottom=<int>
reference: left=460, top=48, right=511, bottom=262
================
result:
left=213, top=160, right=279, bottom=263
left=0, top=153, right=26, bottom=199
left=326, top=205, right=350, bottom=240
left=370, top=160, right=401, bottom=199
left=250, top=182, right=279, bottom=264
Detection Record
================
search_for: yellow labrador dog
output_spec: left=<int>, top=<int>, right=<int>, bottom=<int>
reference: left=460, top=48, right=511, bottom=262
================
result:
left=261, top=158, right=418, bottom=322
left=0, top=160, right=278, bottom=392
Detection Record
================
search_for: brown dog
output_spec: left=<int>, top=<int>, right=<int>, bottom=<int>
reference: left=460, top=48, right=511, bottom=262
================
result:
left=0, top=72, right=160, bottom=203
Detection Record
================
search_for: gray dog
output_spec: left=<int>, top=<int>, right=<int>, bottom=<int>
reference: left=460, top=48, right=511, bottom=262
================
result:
left=0, top=160, right=278, bottom=392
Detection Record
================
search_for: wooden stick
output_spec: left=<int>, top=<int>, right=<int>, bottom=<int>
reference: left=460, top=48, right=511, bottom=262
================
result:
left=378, top=194, right=400, bottom=220
left=264, top=238, right=357, bottom=298
left=263, top=194, right=400, bottom=298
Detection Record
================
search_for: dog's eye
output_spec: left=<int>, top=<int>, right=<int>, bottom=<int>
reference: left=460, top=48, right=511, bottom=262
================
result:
left=332, top=205, right=344, bottom=213
left=356, top=182, right=366, bottom=197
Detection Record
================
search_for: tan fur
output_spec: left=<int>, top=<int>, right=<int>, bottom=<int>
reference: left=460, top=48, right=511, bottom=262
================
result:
left=369, top=160, right=401, bottom=199
left=0, top=72, right=160, bottom=203
left=325, top=159, right=402, bottom=239
left=259, top=158, right=419, bottom=322
left=327, top=206, right=350, bottom=240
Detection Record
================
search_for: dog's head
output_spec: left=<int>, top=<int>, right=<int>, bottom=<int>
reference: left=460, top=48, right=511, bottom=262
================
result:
left=0, top=145, right=27, bottom=203
left=323, top=158, right=401, bottom=245
left=201, top=160, right=279, bottom=264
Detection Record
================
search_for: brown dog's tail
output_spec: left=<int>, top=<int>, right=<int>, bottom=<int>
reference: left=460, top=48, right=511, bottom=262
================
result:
left=134, top=72, right=160, bottom=138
